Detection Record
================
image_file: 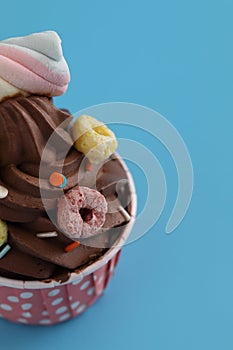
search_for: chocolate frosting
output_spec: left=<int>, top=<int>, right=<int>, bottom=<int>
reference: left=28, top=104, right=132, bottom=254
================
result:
left=0, top=96, right=132, bottom=281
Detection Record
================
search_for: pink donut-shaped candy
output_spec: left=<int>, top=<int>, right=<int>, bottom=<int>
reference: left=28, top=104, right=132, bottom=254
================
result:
left=57, top=186, right=108, bottom=239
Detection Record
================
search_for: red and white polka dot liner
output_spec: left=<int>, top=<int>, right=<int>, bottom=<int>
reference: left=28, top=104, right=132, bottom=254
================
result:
left=0, top=156, right=137, bottom=326
left=0, top=251, right=121, bottom=325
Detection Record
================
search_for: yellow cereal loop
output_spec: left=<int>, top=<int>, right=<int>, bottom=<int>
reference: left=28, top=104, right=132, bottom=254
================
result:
left=0, top=219, right=8, bottom=247
left=72, top=115, right=118, bottom=164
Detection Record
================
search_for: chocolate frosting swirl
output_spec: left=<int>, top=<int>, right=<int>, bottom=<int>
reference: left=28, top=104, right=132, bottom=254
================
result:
left=0, top=96, right=82, bottom=222
left=0, top=96, right=131, bottom=281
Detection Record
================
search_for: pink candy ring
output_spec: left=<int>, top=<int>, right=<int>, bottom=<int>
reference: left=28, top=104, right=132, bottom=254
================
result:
left=57, top=186, right=108, bottom=239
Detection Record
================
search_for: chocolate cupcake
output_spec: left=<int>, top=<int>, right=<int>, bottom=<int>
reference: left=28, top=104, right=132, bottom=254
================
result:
left=0, top=31, right=136, bottom=325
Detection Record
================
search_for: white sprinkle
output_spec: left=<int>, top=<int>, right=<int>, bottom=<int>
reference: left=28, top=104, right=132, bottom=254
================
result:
left=118, top=205, right=131, bottom=222
left=0, top=185, right=8, bottom=199
left=36, top=232, right=58, bottom=238
left=0, top=244, right=11, bottom=260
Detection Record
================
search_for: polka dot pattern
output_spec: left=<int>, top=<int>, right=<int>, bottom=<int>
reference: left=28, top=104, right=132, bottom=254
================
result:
left=0, top=304, right=12, bottom=311
left=41, top=311, right=49, bottom=316
left=0, top=250, right=121, bottom=325
left=39, top=319, right=51, bottom=325
left=48, top=289, right=60, bottom=297
left=72, top=279, right=82, bottom=286
left=55, top=306, right=68, bottom=315
left=71, top=301, right=80, bottom=310
left=80, top=280, right=91, bottom=290
left=17, top=318, right=28, bottom=324
left=7, top=296, right=19, bottom=303
left=76, top=304, right=86, bottom=314
left=87, top=287, right=95, bottom=296
left=20, top=292, right=33, bottom=299
left=59, top=313, right=71, bottom=322
left=51, top=297, right=64, bottom=306
left=21, top=303, right=32, bottom=310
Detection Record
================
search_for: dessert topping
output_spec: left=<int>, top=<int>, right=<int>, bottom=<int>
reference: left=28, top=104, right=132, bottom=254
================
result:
left=0, top=185, right=8, bottom=199
left=0, top=31, right=70, bottom=101
left=36, top=232, right=58, bottom=238
left=0, top=219, right=8, bottom=247
left=72, top=115, right=117, bottom=164
left=0, top=244, right=11, bottom=260
left=57, top=186, right=108, bottom=239
left=49, top=172, right=67, bottom=188
left=118, top=205, right=131, bottom=222
left=64, top=241, right=81, bottom=253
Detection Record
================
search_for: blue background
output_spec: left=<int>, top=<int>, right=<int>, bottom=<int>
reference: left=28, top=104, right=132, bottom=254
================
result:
left=0, top=0, right=232, bottom=349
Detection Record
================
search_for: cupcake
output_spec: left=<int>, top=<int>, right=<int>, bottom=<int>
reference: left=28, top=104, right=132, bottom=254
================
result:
left=0, top=31, right=136, bottom=325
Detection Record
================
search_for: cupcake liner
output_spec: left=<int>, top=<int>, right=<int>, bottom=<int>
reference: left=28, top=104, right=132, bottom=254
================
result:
left=0, top=156, right=137, bottom=325
left=0, top=250, right=121, bottom=325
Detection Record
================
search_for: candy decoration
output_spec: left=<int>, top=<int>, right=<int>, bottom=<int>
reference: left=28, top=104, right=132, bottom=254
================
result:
left=118, top=205, right=131, bottom=222
left=57, top=186, right=108, bottom=239
left=86, top=161, right=92, bottom=172
left=0, top=185, right=8, bottom=199
left=64, top=241, right=80, bottom=253
left=0, top=31, right=70, bottom=100
left=72, top=115, right=117, bottom=164
left=0, top=244, right=11, bottom=260
left=0, top=219, right=8, bottom=247
left=36, top=232, right=58, bottom=238
left=49, top=172, right=67, bottom=188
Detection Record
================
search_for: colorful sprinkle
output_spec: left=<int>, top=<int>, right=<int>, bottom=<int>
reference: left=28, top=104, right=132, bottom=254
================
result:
left=0, top=219, right=8, bottom=247
left=86, top=161, right=92, bottom=172
left=64, top=241, right=81, bottom=253
left=0, top=185, right=8, bottom=199
left=59, top=175, right=67, bottom=188
left=36, top=232, right=58, bottom=238
left=49, top=172, right=67, bottom=188
left=0, top=244, right=11, bottom=260
left=118, top=205, right=131, bottom=222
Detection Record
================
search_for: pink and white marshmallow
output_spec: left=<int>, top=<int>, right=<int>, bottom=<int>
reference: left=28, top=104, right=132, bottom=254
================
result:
left=0, top=31, right=70, bottom=101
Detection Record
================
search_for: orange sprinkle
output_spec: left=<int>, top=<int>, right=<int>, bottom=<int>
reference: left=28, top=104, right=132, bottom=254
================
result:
left=86, top=161, right=92, bottom=172
left=64, top=241, right=81, bottom=253
left=49, top=172, right=65, bottom=187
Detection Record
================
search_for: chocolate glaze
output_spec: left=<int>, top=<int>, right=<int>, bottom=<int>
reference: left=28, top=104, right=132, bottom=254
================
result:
left=0, top=96, right=132, bottom=281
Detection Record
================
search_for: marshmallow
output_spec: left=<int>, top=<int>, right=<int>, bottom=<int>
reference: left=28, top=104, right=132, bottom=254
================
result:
left=0, top=77, right=28, bottom=101
left=0, top=31, right=70, bottom=101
